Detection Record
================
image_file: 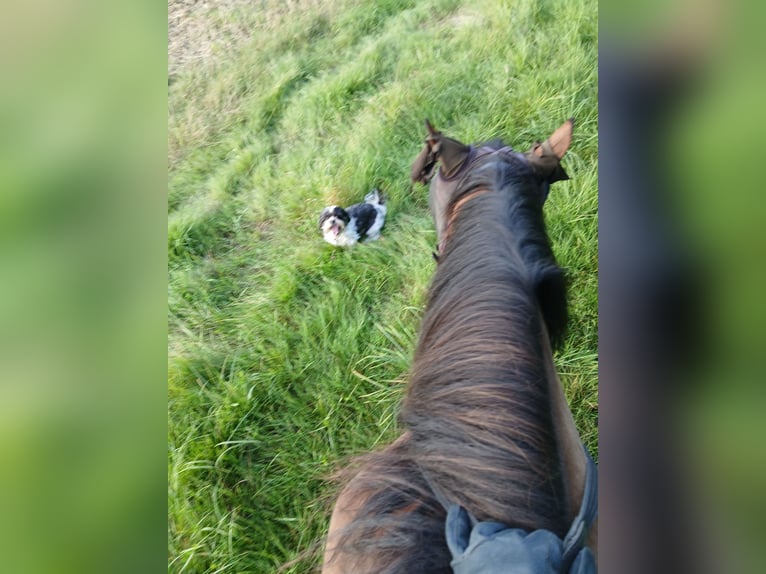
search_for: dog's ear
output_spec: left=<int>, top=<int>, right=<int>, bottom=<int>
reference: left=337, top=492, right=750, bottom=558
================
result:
left=526, top=118, right=573, bottom=183
left=318, top=207, right=332, bottom=230
left=411, top=119, right=442, bottom=184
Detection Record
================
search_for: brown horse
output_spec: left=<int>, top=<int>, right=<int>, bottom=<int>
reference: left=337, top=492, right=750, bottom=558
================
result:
left=322, top=119, right=597, bottom=573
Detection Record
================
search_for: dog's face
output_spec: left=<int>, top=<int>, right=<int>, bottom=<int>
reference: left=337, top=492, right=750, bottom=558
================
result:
left=319, top=206, right=351, bottom=239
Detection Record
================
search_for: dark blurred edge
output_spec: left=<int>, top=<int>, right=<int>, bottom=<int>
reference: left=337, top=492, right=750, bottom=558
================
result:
left=599, top=1, right=766, bottom=573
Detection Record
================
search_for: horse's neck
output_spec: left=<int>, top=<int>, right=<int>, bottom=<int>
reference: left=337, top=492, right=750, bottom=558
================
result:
left=453, top=198, right=580, bottom=481
left=539, top=317, right=597, bottom=552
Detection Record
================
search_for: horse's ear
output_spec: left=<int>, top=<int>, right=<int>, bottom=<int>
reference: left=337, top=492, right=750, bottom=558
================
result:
left=545, top=118, right=574, bottom=160
left=425, top=119, right=440, bottom=138
left=438, top=136, right=471, bottom=179
left=411, top=119, right=442, bottom=184
left=527, top=118, right=574, bottom=183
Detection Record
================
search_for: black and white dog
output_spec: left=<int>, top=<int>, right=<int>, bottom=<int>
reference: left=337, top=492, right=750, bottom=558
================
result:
left=318, top=188, right=386, bottom=247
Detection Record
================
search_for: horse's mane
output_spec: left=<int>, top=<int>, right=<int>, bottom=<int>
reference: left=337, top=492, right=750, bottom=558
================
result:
left=327, top=151, right=569, bottom=573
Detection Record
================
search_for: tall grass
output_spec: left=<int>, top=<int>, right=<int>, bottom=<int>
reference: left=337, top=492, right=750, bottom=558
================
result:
left=168, top=0, right=597, bottom=571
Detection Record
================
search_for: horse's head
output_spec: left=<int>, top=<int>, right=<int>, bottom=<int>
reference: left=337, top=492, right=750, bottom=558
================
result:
left=410, top=119, right=574, bottom=252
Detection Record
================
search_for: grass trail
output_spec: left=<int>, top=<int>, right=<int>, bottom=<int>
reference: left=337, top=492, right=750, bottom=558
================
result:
left=168, top=0, right=597, bottom=571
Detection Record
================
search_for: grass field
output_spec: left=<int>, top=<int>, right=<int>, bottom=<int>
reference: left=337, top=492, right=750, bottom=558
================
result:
left=168, top=0, right=597, bottom=571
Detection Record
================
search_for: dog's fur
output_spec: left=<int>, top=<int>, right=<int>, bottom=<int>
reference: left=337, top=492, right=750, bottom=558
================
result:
left=319, top=189, right=386, bottom=247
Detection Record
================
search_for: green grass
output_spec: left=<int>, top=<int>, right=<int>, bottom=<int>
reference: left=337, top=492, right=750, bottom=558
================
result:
left=168, top=0, right=597, bottom=571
